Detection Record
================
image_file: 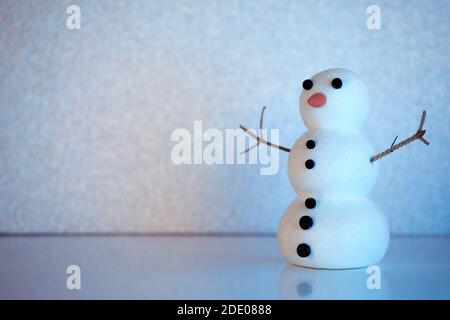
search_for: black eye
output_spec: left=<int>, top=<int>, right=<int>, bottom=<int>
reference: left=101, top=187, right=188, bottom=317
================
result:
left=331, top=78, right=342, bottom=89
left=302, top=79, right=313, bottom=90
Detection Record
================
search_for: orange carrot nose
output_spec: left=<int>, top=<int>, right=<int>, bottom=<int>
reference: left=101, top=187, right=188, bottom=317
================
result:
left=307, top=93, right=327, bottom=108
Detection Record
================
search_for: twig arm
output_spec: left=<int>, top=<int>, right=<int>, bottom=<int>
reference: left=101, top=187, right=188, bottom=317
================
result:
left=240, top=106, right=291, bottom=153
left=240, top=124, right=291, bottom=153
left=370, top=110, right=430, bottom=163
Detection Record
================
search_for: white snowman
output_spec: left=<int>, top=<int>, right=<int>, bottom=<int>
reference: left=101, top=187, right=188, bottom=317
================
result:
left=241, top=68, right=429, bottom=269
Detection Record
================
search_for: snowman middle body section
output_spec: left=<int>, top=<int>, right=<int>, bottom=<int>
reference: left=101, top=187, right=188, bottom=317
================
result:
left=278, top=129, right=389, bottom=269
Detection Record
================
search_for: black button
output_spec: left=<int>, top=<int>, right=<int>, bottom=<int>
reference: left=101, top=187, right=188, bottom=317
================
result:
left=332, top=77, right=342, bottom=89
left=297, top=243, right=311, bottom=258
left=305, top=198, right=316, bottom=209
left=305, top=159, right=315, bottom=169
left=302, top=79, right=313, bottom=90
left=299, top=216, right=313, bottom=230
left=306, top=140, right=315, bottom=149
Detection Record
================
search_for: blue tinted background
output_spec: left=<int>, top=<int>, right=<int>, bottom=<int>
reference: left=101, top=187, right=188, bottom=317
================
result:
left=0, top=0, right=449, bottom=234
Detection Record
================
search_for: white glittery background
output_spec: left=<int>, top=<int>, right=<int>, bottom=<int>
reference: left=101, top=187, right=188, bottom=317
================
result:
left=0, top=0, right=449, bottom=234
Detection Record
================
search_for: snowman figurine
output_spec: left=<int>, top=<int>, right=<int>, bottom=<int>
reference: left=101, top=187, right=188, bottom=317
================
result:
left=240, top=68, right=429, bottom=269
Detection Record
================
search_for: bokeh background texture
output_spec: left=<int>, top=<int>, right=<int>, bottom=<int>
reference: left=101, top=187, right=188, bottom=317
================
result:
left=0, top=0, right=449, bottom=234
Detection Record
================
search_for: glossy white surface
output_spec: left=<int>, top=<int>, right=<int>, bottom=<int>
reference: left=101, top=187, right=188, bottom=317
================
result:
left=0, top=235, right=448, bottom=299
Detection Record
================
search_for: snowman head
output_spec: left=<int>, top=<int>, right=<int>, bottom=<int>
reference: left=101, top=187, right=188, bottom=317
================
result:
left=300, top=68, right=370, bottom=131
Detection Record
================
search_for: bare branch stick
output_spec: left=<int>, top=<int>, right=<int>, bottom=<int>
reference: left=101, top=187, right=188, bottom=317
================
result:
left=370, top=110, right=430, bottom=163
left=259, top=106, right=266, bottom=130
left=241, top=106, right=267, bottom=154
left=240, top=107, right=291, bottom=153
left=390, top=136, right=398, bottom=148
left=240, top=124, right=291, bottom=153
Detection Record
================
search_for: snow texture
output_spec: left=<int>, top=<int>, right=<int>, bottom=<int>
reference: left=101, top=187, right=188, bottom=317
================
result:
left=0, top=0, right=449, bottom=234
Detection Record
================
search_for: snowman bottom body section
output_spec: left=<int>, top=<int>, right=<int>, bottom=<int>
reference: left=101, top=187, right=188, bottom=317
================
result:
left=278, top=197, right=389, bottom=269
left=278, top=129, right=390, bottom=269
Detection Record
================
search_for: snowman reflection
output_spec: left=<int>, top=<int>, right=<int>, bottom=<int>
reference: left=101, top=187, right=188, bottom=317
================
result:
left=241, top=68, right=429, bottom=269
left=278, top=265, right=389, bottom=299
